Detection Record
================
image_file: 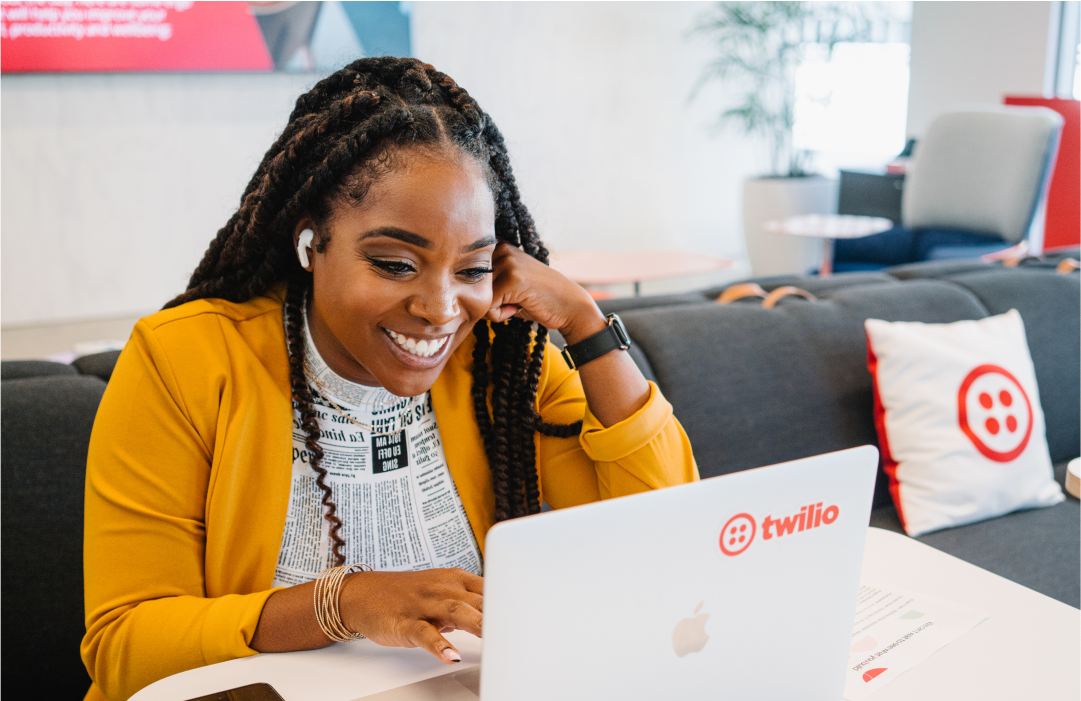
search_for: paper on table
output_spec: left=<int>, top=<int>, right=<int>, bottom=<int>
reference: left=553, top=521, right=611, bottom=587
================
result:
left=843, top=580, right=988, bottom=701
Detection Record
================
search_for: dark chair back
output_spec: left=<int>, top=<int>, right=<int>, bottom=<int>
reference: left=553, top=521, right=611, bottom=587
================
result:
left=2, top=373, right=107, bottom=699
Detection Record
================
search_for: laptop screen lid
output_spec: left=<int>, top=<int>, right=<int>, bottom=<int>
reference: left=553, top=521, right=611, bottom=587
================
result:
left=480, top=445, right=878, bottom=701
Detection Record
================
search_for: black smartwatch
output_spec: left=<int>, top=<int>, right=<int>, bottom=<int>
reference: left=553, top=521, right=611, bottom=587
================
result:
left=560, top=313, right=632, bottom=370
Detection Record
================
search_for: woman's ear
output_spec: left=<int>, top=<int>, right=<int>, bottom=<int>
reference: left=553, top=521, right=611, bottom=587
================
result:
left=293, top=219, right=317, bottom=272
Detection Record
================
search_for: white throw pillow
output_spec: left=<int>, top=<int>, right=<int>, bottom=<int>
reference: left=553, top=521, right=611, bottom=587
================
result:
left=866, top=310, right=1064, bottom=537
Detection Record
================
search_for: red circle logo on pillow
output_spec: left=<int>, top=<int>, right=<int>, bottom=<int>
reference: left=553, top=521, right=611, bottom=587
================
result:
left=957, top=365, right=1033, bottom=462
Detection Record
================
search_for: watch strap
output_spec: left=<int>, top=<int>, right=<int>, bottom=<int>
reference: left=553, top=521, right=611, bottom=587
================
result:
left=560, top=314, right=631, bottom=370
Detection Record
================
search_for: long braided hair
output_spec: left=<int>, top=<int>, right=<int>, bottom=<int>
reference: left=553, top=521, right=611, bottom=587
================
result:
left=166, top=57, right=581, bottom=565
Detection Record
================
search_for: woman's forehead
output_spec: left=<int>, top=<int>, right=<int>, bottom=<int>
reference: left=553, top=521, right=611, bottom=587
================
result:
left=331, top=152, right=496, bottom=244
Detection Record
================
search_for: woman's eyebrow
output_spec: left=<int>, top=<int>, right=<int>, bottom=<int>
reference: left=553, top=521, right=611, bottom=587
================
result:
left=461, top=235, right=498, bottom=252
left=358, top=227, right=430, bottom=248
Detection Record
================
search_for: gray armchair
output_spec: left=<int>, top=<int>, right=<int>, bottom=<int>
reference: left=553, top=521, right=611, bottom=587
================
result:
left=903, top=105, right=1063, bottom=259
left=834, top=106, right=1063, bottom=270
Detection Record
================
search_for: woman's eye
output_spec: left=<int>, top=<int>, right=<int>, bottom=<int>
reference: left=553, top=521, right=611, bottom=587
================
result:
left=370, top=259, right=416, bottom=276
left=459, top=266, right=494, bottom=281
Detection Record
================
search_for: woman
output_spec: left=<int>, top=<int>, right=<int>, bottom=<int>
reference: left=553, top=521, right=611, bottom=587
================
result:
left=82, top=57, right=697, bottom=701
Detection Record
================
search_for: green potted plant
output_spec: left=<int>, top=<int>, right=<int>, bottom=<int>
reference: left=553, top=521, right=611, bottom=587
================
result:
left=693, top=1, right=879, bottom=275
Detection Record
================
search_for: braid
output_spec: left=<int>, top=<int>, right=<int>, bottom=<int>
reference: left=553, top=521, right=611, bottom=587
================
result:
left=169, top=58, right=581, bottom=550
left=284, top=276, right=347, bottom=566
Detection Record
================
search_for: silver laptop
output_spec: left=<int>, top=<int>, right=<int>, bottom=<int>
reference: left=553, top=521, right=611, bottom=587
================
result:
left=361, top=446, right=878, bottom=701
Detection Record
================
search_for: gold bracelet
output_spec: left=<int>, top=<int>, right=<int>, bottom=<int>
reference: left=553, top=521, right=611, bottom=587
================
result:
left=314, top=562, right=372, bottom=643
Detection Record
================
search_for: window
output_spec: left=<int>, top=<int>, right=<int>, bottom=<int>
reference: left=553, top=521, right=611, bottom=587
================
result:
left=792, top=3, right=913, bottom=175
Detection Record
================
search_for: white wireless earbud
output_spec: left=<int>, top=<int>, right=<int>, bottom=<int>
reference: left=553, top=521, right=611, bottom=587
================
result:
left=297, top=229, right=315, bottom=268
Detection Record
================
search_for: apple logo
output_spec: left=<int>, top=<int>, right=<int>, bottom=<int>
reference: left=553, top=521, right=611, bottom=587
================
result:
left=672, top=602, right=710, bottom=657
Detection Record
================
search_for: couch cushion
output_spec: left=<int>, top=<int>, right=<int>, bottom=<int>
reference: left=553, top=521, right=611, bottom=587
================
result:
left=885, top=259, right=996, bottom=280
left=869, top=460, right=1079, bottom=608
left=704, top=271, right=899, bottom=299
left=620, top=280, right=989, bottom=508
left=597, top=291, right=712, bottom=315
left=943, top=270, right=1081, bottom=462
left=72, top=350, right=122, bottom=383
left=0, top=360, right=77, bottom=381
left=2, top=375, right=107, bottom=698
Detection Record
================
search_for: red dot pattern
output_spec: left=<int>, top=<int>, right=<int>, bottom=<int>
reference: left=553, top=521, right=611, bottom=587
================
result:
left=727, top=523, right=748, bottom=546
left=977, top=389, right=1018, bottom=434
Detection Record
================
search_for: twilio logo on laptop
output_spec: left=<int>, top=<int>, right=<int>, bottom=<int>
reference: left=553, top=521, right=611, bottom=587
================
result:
left=720, top=502, right=840, bottom=556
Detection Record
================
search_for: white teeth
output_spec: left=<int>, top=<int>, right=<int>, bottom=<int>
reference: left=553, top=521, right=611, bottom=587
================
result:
left=386, top=331, right=448, bottom=358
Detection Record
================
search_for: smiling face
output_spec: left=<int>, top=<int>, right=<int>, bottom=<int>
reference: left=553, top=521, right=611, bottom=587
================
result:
left=296, top=147, right=497, bottom=397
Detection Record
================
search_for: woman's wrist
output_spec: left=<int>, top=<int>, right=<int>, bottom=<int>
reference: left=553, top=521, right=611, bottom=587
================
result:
left=337, top=571, right=367, bottom=635
left=558, top=298, right=607, bottom=346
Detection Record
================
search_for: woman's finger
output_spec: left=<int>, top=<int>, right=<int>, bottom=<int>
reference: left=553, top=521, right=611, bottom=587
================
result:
left=462, top=591, right=484, bottom=613
left=460, top=572, right=484, bottom=596
left=486, top=303, right=520, bottom=322
left=438, top=599, right=483, bottom=637
left=410, top=620, right=461, bottom=664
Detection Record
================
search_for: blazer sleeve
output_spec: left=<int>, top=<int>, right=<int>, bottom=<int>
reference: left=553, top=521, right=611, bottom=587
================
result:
left=535, top=341, right=698, bottom=509
left=81, top=318, right=277, bottom=701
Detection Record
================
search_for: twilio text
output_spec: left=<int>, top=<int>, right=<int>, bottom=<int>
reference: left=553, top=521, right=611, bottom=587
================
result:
left=763, top=502, right=839, bottom=540
left=719, top=502, right=840, bottom=556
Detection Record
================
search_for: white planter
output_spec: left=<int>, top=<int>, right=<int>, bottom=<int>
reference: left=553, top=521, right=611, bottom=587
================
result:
left=742, top=176, right=838, bottom=277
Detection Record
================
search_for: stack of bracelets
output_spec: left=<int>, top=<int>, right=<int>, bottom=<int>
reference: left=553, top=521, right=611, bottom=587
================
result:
left=314, top=562, right=373, bottom=643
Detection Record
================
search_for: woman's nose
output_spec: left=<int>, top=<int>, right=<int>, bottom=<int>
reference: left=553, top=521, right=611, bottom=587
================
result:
left=407, top=283, right=460, bottom=327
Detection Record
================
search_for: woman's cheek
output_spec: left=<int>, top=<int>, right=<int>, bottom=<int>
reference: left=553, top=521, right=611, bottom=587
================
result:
left=461, top=281, right=494, bottom=323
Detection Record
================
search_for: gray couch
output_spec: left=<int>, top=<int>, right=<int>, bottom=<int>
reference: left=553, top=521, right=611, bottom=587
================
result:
left=2, top=259, right=1078, bottom=698
left=593, top=258, right=1080, bottom=610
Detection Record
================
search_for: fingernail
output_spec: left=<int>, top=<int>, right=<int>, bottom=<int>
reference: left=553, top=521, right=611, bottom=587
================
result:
left=443, top=648, right=461, bottom=663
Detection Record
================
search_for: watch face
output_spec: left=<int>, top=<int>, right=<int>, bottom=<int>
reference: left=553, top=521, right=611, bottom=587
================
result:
left=607, top=314, right=631, bottom=348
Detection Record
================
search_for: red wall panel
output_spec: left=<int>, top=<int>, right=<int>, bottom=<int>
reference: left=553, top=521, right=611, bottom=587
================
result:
left=1004, top=97, right=1080, bottom=250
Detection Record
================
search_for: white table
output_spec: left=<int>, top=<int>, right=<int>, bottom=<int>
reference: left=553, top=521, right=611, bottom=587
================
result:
left=763, top=214, right=894, bottom=275
left=132, top=528, right=1079, bottom=701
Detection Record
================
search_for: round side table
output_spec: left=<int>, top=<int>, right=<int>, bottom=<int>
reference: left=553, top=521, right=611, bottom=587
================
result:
left=763, top=214, right=894, bottom=275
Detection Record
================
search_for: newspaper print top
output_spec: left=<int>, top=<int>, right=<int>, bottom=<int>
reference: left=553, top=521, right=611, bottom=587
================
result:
left=272, top=308, right=482, bottom=588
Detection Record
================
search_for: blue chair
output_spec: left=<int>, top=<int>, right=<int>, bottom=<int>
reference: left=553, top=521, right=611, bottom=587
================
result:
left=835, top=107, right=1063, bottom=271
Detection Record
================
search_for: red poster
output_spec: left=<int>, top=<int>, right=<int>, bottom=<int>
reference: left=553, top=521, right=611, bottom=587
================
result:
left=1, top=2, right=273, bottom=73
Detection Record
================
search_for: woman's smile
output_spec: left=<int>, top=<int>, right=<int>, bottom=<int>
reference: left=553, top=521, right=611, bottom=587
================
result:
left=382, top=327, right=454, bottom=365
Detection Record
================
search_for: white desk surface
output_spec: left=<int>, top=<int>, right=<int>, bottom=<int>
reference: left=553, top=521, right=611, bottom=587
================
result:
left=132, top=528, right=1079, bottom=701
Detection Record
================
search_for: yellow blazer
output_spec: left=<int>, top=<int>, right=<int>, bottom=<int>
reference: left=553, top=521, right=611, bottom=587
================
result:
left=82, top=284, right=698, bottom=700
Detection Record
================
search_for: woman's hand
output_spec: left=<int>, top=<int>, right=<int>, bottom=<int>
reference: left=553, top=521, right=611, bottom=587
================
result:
left=340, top=568, right=483, bottom=663
left=484, top=242, right=651, bottom=427
left=487, top=243, right=607, bottom=345
left=251, top=568, right=482, bottom=664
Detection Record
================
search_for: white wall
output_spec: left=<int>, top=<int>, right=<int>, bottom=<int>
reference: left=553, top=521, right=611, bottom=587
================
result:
left=1, top=72, right=314, bottom=325
left=906, top=1, right=1056, bottom=138
left=411, top=2, right=758, bottom=274
left=1, top=2, right=757, bottom=327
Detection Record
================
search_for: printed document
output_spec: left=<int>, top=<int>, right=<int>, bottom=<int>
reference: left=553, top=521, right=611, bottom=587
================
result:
left=843, top=581, right=988, bottom=700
